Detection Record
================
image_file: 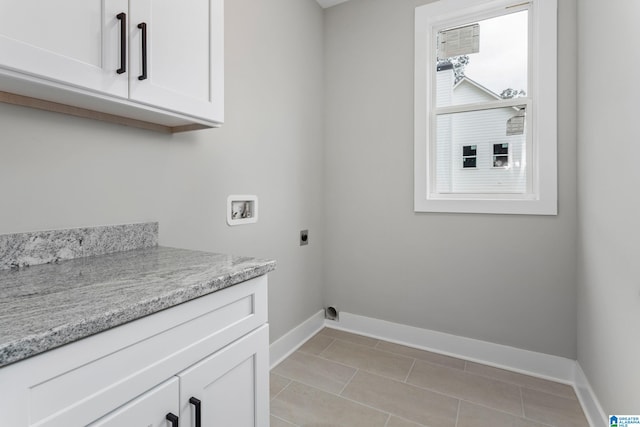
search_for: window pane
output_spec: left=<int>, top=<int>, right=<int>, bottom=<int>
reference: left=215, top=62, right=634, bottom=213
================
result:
left=463, top=157, right=477, bottom=168
left=435, top=107, right=527, bottom=194
left=493, top=143, right=509, bottom=155
left=493, top=155, right=509, bottom=168
left=463, top=145, right=477, bottom=156
left=436, top=10, right=528, bottom=108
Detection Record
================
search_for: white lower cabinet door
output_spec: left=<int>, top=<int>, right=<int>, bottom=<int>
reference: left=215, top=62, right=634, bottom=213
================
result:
left=88, top=377, right=179, bottom=427
left=178, top=325, right=270, bottom=427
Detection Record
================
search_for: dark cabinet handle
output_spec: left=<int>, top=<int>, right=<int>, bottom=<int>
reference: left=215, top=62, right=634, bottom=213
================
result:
left=137, top=22, right=148, bottom=80
left=189, top=397, right=202, bottom=427
left=116, top=13, right=126, bottom=74
left=166, top=412, right=179, bottom=427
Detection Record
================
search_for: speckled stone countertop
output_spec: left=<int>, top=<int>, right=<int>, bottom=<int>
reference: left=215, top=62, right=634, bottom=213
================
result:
left=0, top=246, right=276, bottom=368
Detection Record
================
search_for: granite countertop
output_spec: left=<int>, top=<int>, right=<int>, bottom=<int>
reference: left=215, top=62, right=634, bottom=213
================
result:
left=0, top=246, right=276, bottom=368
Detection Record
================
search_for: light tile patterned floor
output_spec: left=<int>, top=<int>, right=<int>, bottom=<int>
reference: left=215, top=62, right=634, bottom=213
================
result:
left=270, top=328, right=589, bottom=427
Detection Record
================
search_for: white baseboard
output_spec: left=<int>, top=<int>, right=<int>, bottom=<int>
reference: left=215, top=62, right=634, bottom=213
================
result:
left=269, top=309, right=325, bottom=369
left=271, top=310, right=606, bottom=427
left=574, top=363, right=607, bottom=427
left=328, top=312, right=577, bottom=384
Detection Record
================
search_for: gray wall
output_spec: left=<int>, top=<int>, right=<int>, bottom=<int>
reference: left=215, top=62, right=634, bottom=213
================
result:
left=0, top=0, right=325, bottom=344
left=323, top=0, right=578, bottom=358
left=577, top=0, right=640, bottom=412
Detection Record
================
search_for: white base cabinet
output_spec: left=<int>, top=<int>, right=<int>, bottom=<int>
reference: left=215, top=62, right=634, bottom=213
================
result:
left=0, top=275, right=269, bottom=427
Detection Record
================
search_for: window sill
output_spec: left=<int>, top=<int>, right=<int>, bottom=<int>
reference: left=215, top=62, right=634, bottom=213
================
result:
left=414, top=196, right=557, bottom=215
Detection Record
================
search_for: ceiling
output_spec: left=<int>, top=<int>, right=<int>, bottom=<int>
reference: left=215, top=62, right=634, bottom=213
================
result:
left=316, top=0, right=350, bottom=8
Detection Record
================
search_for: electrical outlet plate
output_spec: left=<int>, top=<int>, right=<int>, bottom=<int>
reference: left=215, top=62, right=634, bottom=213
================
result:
left=300, top=230, right=309, bottom=246
left=227, top=195, right=258, bottom=226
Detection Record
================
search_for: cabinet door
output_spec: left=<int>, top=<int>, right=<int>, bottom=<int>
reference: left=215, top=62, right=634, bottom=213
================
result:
left=178, top=325, right=270, bottom=427
left=128, top=0, right=223, bottom=122
left=88, top=377, right=179, bottom=427
left=0, top=0, right=128, bottom=97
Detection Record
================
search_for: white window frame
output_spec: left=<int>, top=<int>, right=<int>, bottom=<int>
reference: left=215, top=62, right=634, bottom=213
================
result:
left=414, top=0, right=557, bottom=215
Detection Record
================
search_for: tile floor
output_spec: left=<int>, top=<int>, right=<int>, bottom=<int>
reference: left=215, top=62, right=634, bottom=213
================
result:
left=270, top=328, right=589, bottom=427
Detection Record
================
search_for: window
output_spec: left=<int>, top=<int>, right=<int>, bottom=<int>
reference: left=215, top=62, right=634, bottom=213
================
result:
left=463, top=145, right=477, bottom=168
left=493, top=143, right=509, bottom=168
left=414, top=0, right=557, bottom=215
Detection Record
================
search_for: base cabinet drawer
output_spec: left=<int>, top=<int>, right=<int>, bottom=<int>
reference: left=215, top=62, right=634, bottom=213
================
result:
left=89, top=378, right=179, bottom=427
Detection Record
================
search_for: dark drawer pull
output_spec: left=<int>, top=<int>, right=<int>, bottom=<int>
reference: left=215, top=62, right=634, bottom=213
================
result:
left=166, top=412, right=179, bottom=427
left=116, top=12, right=126, bottom=74
left=189, top=397, right=202, bottom=427
left=137, top=22, right=148, bottom=80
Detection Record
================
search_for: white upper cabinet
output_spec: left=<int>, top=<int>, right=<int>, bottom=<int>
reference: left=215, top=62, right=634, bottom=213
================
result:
left=0, top=0, right=224, bottom=131
left=129, top=0, right=224, bottom=121
left=0, top=0, right=128, bottom=98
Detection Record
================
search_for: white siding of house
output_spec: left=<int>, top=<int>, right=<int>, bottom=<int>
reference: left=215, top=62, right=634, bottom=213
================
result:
left=436, top=69, right=454, bottom=190
left=436, top=68, right=454, bottom=107
left=435, top=73, right=527, bottom=194
left=450, top=107, right=526, bottom=193
left=453, top=79, right=499, bottom=104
